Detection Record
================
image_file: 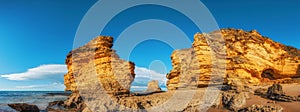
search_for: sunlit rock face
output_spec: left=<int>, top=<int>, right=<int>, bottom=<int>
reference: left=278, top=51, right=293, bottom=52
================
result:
left=64, top=36, right=135, bottom=94
left=167, top=29, right=300, bottom=90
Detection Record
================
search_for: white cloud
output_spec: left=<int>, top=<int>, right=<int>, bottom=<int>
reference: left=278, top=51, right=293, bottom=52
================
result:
left=132, top=66, right=167, bottom=89
left=1, top=64, right=67, bottom=81
left=0, top=65, right=167, bottom=91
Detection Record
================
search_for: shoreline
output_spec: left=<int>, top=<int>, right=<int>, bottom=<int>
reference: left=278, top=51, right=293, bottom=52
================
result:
left=0, top=91, right=69, bottom=111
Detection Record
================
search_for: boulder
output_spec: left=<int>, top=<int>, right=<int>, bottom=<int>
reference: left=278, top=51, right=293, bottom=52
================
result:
left=222, top=91, right=249, bottom=111
left=7, top=103, right=39, bottom=112
left=267, top=84, right=284, bottom=96
left=46, top=100, right=65, bottom=111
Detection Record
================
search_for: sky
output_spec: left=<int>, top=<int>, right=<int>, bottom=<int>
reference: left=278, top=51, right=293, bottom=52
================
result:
left=0, top=0, right=299, bottom=91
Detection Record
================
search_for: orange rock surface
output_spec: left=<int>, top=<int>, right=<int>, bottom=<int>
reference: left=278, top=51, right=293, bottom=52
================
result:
left=167, top=29, right=300, bottom=90
left=64, top=36, right=135, bottom=94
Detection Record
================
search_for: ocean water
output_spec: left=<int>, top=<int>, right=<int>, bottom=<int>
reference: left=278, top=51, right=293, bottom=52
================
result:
left=0, top=91, right=69, bottom=111
left=0, top=89, right=167, bottom=112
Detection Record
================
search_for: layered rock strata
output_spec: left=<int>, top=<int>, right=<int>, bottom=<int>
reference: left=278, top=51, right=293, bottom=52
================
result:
left=61, top=29, right=300, bottom=111
left=64, top=36, right=135, bottom=94
left=167, top=29, right=300, bottom=90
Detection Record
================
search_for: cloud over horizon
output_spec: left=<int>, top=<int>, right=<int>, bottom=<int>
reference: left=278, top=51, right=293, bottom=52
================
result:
left=0, top=64, right=167, bottom=91
left=133, top=66, right=167, bottom=91
left=1, top=64, right=67, bottom=81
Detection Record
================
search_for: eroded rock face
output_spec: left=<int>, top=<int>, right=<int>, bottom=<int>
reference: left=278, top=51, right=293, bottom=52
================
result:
left=64, top=36, right=135, bottom=94
left=166, top=49, right=201, bottom=90
left=61, top=29, right=300, bottom=111
left=167, top=29, right=300, bottom=90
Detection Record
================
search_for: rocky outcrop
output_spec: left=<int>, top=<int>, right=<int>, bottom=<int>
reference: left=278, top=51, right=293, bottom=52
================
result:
left=63, top=36, right=136, bottom=111
left=8, top=103, right=39, bottom=112
left=60, top=29, right=300, bottom=111
left=61, top=36, right=221, bottom=111
left=222, top=91, right=248, bottom=111
left=64, top=36, right=135, bottom=94
left=220, top=82, right=250, bottom=111
left=267, top=84, right=298, bottom=102
left=255, top=84, right=300, bottom=102
left=146, top=80, right=162, bottom=93
left=267, top=84, right=285, bottom=99
left=46, top=101, right=65, bottom=111
left=239, top=105, right=283, bottom=112
left=167, top=29, right=300, bottom=90
left=64, top=92, right=86, bottom=111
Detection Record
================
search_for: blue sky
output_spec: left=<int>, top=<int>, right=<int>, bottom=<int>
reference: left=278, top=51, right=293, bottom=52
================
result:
left=0, top=0, right=299, bottom=91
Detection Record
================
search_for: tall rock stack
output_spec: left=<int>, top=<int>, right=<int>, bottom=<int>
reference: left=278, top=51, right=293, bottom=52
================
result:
left=167, top=29, right=300, bottom=90
left=64, top=36, right=135, bottom=94
left=166, top=31, right=226, bottom=90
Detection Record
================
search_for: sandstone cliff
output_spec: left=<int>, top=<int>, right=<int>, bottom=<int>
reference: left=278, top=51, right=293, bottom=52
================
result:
left=64, top=36, right=135, bottom=94
left=167, top=29, right=300, bottom=90
left=60, top=29, right=300, bottom=112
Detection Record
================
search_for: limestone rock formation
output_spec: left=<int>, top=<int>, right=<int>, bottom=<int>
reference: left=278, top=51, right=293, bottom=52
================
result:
left=62, top=36, right=136, bottom=111
left=166, top=49, right=203, bottom=90
left=146, top=80, right=162, bottom=93
left=61, top=36, right=222, bottom=112
left=64, top=36, right=135, bottom=94
left=167, top=29, right=300, bottom=90
left=60, top=29, right=300, bottom=111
